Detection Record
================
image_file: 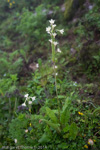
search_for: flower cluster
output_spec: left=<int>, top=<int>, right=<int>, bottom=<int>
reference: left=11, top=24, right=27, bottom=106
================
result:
left=78, top=111, right=83, bottom=115
left=36, top=63, right=39, bottom=68
left=7, top=0, right=15, bottom=8
left=88, top=139, right=94, bottom=145
left=73, top=81, right=77, bottom=86
left=22, top=94, right=36, bottom=106
left=84, top=145, right=88, bottom=149
left=46, top=19, right=64, bottom=53
left=46, top=19, right=64, bottom=77
left=14, top=139, right=17, bottom=143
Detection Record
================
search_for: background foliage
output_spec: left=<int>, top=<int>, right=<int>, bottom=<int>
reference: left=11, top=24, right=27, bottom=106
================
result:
left=0, top=0, right=100, bottom=149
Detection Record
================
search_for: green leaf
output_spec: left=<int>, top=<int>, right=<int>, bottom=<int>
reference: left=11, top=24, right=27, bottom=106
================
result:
left=58, top=143, right=69, bottom=149
left=69, top=123, right=78, bottom=140
left=63, top=124, right=70, bottom=133
left=60, top=108, right=70, bottom=126
left=62, top=98, right=71, bottom=112
left=41, top=119, right=61, bottom=133
left=46, top=107, right=58, bottom=123
left=63, top=133, right=69, bottom=139
left=58, top=95, right=66, bottom=99
left=93, top=107, right=100, bottom=116
left=38, top=132, right=51, bottom=143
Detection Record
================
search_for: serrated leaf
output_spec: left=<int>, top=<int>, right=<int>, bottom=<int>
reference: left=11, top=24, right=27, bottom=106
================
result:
left=58, top=143, right=69, bottom=149
left=41, top=119, right=61, bottom=133
left=69, top=123, right=78, bottom=140
left=63, top=124, right=70, bottom=133
left=63, top=133, right=69, bottom=139
left=46, top=107, right=58, bottom=123
left=93, top=107, right=100, bottom=116
left=62, top=98, right=70, bottom=112
left=38, top=132, right=51, bottom=143
left=60, top=108, right=70, bottom=126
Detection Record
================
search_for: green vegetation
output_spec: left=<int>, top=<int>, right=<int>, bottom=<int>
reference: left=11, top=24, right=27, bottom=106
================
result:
left=0, top=0, right=100, bottom=150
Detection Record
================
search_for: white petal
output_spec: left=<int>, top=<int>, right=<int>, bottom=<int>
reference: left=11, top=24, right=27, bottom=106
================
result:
left=49, top=19, right=55, bottom=24
left=49, top=39, right=53, bottom=43
left=52, top=33, right=57, bottom=37
left=36, top=64, right=39, bottom=68
left=59, top=29, right=64, bottom=34
left=52, top=24, right=56, bottom=28
left=22, top=102, right=26, bottom=106
left=14, top=139, right=17, bottom=143
left=55, top=66, right=58, bottom=68
left=28, top=101, right=32, bottom=104
left=46, top=26, right=51, bottom=33
left=57, top=48, right=61, bottom=53
left=31, top=96, right=36, bottom=101
left=24, top=94, right=29, bottom=98
left=53, top=42, right=58, bottom=46
left=25, top=129, right=28, bottom=133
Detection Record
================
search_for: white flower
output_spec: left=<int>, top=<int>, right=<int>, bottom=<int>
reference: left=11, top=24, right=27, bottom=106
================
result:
left=24, top=94, right=29, bottom=98
left=55, top=66, right=58, bottom=69
left=53, top=41, right=58, bottom=46
left=49, top=19, right=55, bottom=24
left=46, top=26, right=51, bottom=33
left=31, top=96, right=36, bottom=101
left=36, top=63, right=39, bottom=68
left=58, top=29, right=64, bottom=34
left=14, top=139, right=17, bottom=143
left=73, top=82, right=77, bottom=86
left=49, top=39, right=53, bottom=44
left=25, top=129, right=28, bottom=133
left=28, top=101, right=32, bottom=104
left=52, top=33, right=57, bottom=37
left=56, top=73, right=58, bottom=76
left=3, top=73, right=6, bottom=77
left=57, top=48, right=61, bottom=53
left=22, top=102, right=26, bottom=106
left=52, top=24, right=56, bottom=28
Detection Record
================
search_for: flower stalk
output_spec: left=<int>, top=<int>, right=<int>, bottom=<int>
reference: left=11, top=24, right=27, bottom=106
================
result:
left=46, top=19, right=64, bottom=123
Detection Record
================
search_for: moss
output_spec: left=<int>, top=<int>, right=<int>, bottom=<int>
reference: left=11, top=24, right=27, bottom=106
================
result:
left=64, top=0, right=85, bottom=20
left=64, top=0, right=73, bottom=20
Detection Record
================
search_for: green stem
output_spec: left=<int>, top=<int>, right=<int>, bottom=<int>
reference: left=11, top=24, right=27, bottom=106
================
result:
left=51, top=24, right=60, bottom=123
left=53, top=62, right=60, bottom=124
left=14, top=98, right=17, bottom=112
left=9, top=98, right=11, bottom=120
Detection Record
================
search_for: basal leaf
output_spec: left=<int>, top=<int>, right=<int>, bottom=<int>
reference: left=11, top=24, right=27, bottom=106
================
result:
left=46, top=107, right=58, bottom=123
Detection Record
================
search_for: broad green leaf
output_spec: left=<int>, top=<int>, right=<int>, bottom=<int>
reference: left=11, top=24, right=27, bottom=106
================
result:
left=63, top=133, right=69, bottom=139
left=38, top=132, right=51, bottom=143
left=58, top=143, right=69, bottom=149
left=69, top=123, right=78, bottom=140
left=46, top=107, right=58, bottom=123
left=60, top=108, right=70, bottom=126
left=93, top=107, right=100, bottom=116
left=41, top=119, right=61, bottom=133
left=62, top=98, right=70, bottom=112
left=63, top=124, right=70, bottom=133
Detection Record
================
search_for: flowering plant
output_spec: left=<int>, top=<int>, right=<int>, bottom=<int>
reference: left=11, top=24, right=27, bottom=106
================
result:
left=46, top=19, right=64, bottom=122
left=46, top=19, right=64, bottom=62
